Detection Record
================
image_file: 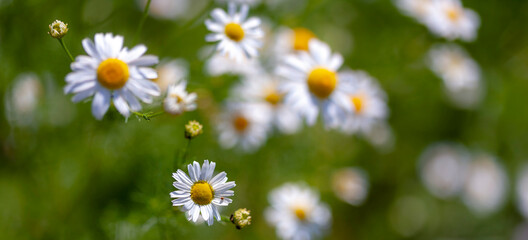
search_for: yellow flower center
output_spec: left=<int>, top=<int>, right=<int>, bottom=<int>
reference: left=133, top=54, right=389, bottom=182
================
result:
left=293, top=207, right=307, bottom=221
left=265, top=91, right=282, bottom=106
left=351, top=95, right=364, bottom=113
left=190, top=181, right=214, bottom=205
left=233, top=115, right=249, bottom=132
left=225, top=23, right=245, bottom=42
left=293, top=28, right=315, bottom=51
left=446, top=7, right=461, bottom=22
left=307, top=68, right=338, bottom=99
left=97, top=58, right=129, bottom=90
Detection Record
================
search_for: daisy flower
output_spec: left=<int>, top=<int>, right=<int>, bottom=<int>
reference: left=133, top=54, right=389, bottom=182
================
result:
left=516, top=165, right=528, bottom=219
left=272, top=27, right=317, bottom=55
left=170, top=160, right=236, bottom=226
left=64, top=33, right=160, bottom=120
left=216, top=102, right=272, bottom=152
left=418, top=143, right=470, bottom=199
left=153, top=59, right=189, bottom=94
left=428, top=44, right=483, bottom=108
left=339, top=71, right=388, bottom=135
left=424, top=0, right=480, bottom=41
left=394, top=0, right=433, bottom=21
left=163, top=80, right=197, bottom=115
left=232, top=73, right=302, bottom=134
left=462, top=154, right=508, bottom=215
left=332, top=168, right=369, bottom=206
left=205, top=51, right=262, bottom=77
left=265, top=183, right=331, bottom=240
left=277, top=39, right=351, bottom=128
left=205, top=2, right=263, bottom=62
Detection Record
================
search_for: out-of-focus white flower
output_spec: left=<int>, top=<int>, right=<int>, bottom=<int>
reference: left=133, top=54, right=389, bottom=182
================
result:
left=424, top=0, right=480, bottom=41
left=64, top=33, right=160, bottom=120
left=163, top=80, right=197, bottom=115
left=332, top=168, right=369, bottom=206
left=5, top=73, right=42, bottom=127
left=232, top=73, right=302, bottom=134
left=340, top=71, right=389, bottom=135
left=205, top=3, right=263, bottom=62
left=216, top=0, right=260, bottom=7
left=418, top=143, right=470, bottom=199
left=516, top=165, right=528, bottom=219
left=462, top=154, right=508, bottom=216
left=428, top=44, right=483, bottom=109
left=389, top=196, right=428, bottom=237
left=170, top=160, right=236, bottom=226
left=363, top=121, right=395, bottom=152
left=271, top=27, right=317, bottom=56
left=205, top=52, right=262, bottom=77
left=277, top=39, right=351, bottom=128
left=395, top=0, right=433, bottom=21
left=265, top=183, right=331, bottom=240
left=137, top=0, right=190, bottom=20
left=216, top=102, right=272, bottom=152
left=153, top=59, right=188, bottom=94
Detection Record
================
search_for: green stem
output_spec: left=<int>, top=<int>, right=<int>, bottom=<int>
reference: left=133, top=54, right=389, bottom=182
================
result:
left=58, top=38, right=74, bottom=62
left=221, top=215, right=232, bottom=223
left=133, top=0, right=152, bottom=45
left=181, top=138, right=192, bottom=166
left=132, top=111, right=165, bottom=121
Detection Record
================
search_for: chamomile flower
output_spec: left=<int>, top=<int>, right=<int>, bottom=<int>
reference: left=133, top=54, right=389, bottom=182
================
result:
left=170, top=160, right=236, bottom=226
left=265, top=183, right=331, bottom=240
left=153, top=59, right=188, bottom=93
left=395, top=0, right=433, bottom=21
left=163, top=80, right=197, bottom=115
left=428, top=44, right=483, bottom=108
left=418, top=143, right=470, bottom=199
left=277, top=39, right=351, bottom=128
left=205, top=3, right=263, bottom=62
left=216, top=102, right=272, bottom=152
left=205, top=52, right=262, bottom=77
left=272, top=27, right=317, bottom=55
left=462, top=154, right=508, bottom=215
left=424, top=0, right=480, bottom=41
left=340, top=71, right=388, bottom=135
left=332, top=168, right=369, bottom=206
left=64, top=33, right=160, bottom=120
left=232, top=73, right=302, bottom=134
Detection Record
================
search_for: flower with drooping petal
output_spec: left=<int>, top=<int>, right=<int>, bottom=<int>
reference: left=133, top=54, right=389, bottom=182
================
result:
left=64, top=33, right=160, bottom=120
left=170, top=160, right=236, bottom=226
left=205, top=3, right=263, bottom=62
left=277, top=39, right=351, bottom=128
left=265, top=183, right=332, bottom=240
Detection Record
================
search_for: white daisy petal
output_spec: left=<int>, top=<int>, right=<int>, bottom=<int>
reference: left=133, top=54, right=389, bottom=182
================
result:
left=91, top=88, right=111, bottom=120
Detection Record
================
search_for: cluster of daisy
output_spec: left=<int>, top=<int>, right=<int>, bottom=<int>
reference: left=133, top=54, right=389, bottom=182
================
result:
left=418, top=143, right=508, bottom=215
left=206, top=4, right=391, bottom=153
left=396, top=0, right=483, bottom=109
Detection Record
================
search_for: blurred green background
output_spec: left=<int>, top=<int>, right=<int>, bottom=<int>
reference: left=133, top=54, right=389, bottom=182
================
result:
left=1, top=0, right=528, bottom=239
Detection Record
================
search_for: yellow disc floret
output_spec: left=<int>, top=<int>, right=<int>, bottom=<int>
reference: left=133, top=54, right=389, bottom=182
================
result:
left=351, top=95, right=364, bottom=113
left=307, top=68, right=338, bottom=99
left=293, top=28, right=315, bottom=51
left=265, top=92, right=282, bottom=106
left=225, top=23, right=245, bottom=42
left=97, top=58, right=130, bottom=90
left=190, top=181, right=214, bottom=205
left=293, top=207, right=307, bottom=221
left=446, top=7, right=461, bottom=22
left=233, top=115, right=249, bottom=132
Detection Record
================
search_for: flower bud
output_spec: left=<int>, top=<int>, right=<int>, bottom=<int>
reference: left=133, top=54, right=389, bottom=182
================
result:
left=48, top=20, right=69, bottom=39
left=185, top=120, right=203, bottom=139
left=230, top=208, right=251, bottom=229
